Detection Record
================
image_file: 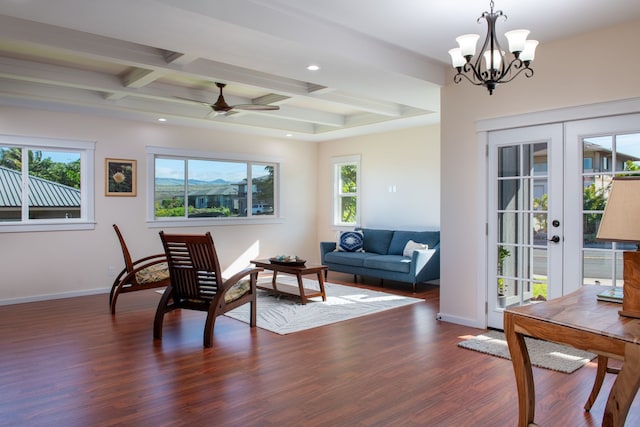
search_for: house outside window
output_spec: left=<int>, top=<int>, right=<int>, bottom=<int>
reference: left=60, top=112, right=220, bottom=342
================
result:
left=0, top=134, right=95, bottom=232
left=147, top=146, right=279, bottom=226
left=332, top=155, right=360, bottom=227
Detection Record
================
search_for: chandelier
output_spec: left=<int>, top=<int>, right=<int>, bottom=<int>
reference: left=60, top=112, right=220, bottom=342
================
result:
left=448, top=1, right=538, bottom=95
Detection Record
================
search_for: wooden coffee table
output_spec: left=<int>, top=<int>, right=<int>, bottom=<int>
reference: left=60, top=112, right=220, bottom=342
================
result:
left=251, top=259, right=327, bottom=305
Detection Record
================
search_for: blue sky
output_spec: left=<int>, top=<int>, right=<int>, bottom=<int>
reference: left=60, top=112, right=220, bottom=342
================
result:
left=155, top=158, right=270, bottom=182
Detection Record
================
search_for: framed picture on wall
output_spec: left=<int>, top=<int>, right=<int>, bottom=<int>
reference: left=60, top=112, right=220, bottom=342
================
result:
left=105, top=158, right=137, bottom=196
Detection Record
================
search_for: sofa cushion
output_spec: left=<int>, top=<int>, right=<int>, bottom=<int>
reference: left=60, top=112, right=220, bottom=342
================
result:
left=337, top=230, right=364, bottom=252
left=363, top=255, right=412, bottom=273
left=324, top=251, right=374, bottom=267
left=388, top=231, right=439, bottom=255
left=359, top=228, right=394, bottom=254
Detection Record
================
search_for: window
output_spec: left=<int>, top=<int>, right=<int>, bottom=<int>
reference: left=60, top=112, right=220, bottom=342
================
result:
left=332, top=155, right=360, bottom=226
left=0, top=134, right=95, bottom=232
left=147, top=146, right=279, bottom=225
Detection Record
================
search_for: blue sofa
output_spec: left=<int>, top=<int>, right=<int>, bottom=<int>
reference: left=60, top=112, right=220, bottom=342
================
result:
left=320, top=228, right=440, bottom=292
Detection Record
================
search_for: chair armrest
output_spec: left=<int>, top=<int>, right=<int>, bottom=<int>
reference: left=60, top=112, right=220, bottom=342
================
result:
left=131, top=253, right=167, bottom=266
left=320, top=241, right=336, bottom=263
left=222, top=267, right=263, bottom=287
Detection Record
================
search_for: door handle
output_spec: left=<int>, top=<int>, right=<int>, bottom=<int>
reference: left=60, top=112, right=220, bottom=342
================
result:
left=548, top=235, right=560, bottom=243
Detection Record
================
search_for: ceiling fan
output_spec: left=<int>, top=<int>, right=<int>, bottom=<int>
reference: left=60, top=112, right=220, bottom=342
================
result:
left=184, top=82, right=280, bottom=114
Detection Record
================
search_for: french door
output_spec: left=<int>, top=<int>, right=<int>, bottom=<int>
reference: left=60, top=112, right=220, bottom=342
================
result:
left=564, top=114, right=640, bottom=290
left=487, top=115, right=640, bottom=329
left=487, top=124, right=564, bottom=328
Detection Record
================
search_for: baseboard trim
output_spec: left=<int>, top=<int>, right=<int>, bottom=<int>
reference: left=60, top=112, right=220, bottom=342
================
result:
left=436, top=312, right=485, bottom=328
left=0, top=287, right=109, bottom=306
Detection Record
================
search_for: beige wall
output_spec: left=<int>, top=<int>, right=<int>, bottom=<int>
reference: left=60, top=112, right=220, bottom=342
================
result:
left=316, top=125, right=441, bottom=243
left=0, top=106, right=318, bottom=303
left=439, top=19, right=640, bottom=326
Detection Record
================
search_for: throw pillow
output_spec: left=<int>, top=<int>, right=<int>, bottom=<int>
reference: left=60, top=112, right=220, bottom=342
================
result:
left=403, top=240, right=428, bottom=257
left=337, top=230, right=364, bottom=252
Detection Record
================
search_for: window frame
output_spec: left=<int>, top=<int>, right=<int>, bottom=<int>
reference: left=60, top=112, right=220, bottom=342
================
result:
left=332, top=155, right=361, bottom=228
left=146, top=146, right=282, bottom=227
left=0, top=134, right=95, bottom=233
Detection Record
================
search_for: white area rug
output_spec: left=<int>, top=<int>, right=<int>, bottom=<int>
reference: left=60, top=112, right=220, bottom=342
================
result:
left=458, top=330, right=597, bottom=374
left=225, top=277, right=423, bottom=335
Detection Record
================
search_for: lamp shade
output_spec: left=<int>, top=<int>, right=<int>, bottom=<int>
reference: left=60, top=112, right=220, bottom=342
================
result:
left=520, top=40, right=539, bottom=62
left=456, top=34, right=480, bottom=57
left=448, top=48, right=466, bottom=68
left=505, top=29, right=530, bottom=53
left=596, top=177, right=640, bottom=243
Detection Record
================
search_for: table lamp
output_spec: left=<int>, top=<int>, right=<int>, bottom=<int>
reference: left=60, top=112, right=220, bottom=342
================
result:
left=596, top=176, right=640, bottom=318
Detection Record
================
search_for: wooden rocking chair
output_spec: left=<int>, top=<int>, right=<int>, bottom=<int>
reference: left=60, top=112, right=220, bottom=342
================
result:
left=154, top=231, right=262, bottom=348
left=109, top=224, right=171, bottom=314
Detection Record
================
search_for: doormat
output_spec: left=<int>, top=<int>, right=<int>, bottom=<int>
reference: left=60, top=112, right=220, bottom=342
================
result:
left=458, top=330, right=596, bottom=373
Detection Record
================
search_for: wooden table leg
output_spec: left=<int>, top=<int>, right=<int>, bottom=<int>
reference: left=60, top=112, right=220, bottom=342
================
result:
left=271, top=270, right=279, bottom=292
left=295, top=273, right=307, bottom=305
left=602, top=342, right=640, bottom=427
left=504, top=312, right=536, bottom=427
left=585, top=355, right=609, bottom=411
left=316, top=271, right=327, bottom=301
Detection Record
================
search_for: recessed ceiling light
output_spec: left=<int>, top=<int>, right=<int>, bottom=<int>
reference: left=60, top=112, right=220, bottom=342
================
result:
left=307, top=65, right=320, bottom=71
left=158, top=118, right=167, bottom=122
left=286, top=133, right=293, bottom=137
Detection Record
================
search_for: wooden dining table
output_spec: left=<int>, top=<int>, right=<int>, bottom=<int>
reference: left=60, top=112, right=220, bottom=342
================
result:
left=504, top=285, right=640, bottom=427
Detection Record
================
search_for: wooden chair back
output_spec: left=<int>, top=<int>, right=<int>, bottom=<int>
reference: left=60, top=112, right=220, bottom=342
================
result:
left=109, top=224, right=170, bottom=314
left=160, top=231, right=223, bottom=303
left=155, top=231, right=261, bottom=347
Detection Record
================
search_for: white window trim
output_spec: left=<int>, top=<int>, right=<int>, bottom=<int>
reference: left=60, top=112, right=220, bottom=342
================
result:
left=332, top=154, right=361, bottom=229
left=0, top=134, right=95, bottom=233
left=146, top=145, right=283, bottom=227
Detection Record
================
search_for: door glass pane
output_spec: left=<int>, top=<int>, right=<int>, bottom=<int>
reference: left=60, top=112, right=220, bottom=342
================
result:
left=498, top=212, right=518, bottom=244
left=498, top=179, right=519, bottom=210
left=583, top=136, right=612, bottom=173
left=581, top=132, right=640, bottom=284
left=615, top=133, right=640, bottom=172
left=495, top=141, right=548, bottom=308
left=499, top=146, right=519, bottom=177
left=533, top=212, right=547, bottom=246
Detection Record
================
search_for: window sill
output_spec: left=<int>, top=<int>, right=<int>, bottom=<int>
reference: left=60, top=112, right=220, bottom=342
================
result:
left=147, top=217, right=284, bottom=228
left=0, top=221, right=96, bottom=233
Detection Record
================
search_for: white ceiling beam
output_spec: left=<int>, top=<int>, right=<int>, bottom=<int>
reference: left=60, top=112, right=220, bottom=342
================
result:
left=0, top=16, right=409, bottom=117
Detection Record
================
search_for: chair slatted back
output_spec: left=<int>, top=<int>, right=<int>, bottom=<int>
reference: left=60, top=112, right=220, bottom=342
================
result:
left=113, top=224, right=135, bottom=274
left=159, top=231, right=223, bottom=302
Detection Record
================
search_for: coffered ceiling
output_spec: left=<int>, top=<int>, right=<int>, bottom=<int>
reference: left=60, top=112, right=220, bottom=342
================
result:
left=0, top=0, right=639, bottom=141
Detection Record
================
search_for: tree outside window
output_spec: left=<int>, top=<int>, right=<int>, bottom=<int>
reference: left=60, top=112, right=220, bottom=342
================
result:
left=333, top=155, right=360, bottom=226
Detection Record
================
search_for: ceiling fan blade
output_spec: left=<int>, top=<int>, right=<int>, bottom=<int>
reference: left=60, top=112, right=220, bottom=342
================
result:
left=232, top=104, right=280, bottom=111
left=174, top=96, right=211, bottom=107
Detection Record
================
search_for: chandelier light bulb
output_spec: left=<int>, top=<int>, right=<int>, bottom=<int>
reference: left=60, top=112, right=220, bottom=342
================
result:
left=483, top=50, right=503, bottom=71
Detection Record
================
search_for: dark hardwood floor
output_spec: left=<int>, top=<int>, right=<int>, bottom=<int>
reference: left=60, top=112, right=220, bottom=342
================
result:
left=1, top=273, right=638, bottom=426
